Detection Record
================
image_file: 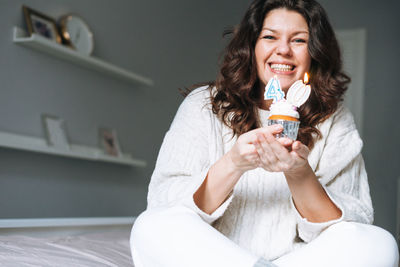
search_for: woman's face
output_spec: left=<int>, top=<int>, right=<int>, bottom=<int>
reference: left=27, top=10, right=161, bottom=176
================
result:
left=255, top=8, right=311, bottom=92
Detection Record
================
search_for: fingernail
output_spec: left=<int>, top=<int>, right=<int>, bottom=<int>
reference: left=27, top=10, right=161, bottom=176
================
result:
left=274, top=124, right=283, bottom=130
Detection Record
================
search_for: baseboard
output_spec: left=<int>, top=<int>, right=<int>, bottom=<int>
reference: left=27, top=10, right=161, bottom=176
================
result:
left=0, top=216, right=135, bottom=228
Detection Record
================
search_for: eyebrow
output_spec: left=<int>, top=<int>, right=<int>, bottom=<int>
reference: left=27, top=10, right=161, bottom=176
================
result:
left=261, top=27, right=309, bottom=34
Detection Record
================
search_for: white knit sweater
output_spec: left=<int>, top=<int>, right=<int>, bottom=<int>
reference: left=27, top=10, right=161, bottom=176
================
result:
left=147, top=86, right=373, bottom=260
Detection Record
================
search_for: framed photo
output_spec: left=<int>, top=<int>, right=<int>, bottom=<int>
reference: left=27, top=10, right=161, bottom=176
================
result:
left=98, top=127, right=122, bottom=157
left=42, top=114, right=70, bottom=150
left=22, top=5, right=62, bottom=44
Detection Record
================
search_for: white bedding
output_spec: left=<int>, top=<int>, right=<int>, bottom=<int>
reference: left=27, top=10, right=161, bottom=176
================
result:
left=0, top=227, right=134, bottom=266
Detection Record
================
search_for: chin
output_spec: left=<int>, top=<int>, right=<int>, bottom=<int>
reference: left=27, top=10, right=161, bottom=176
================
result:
left=280, top=81, right=294, bottom=91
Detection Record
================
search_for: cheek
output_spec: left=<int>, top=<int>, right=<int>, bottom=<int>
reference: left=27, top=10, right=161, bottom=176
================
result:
left=255, top=42, right=272, bottom=65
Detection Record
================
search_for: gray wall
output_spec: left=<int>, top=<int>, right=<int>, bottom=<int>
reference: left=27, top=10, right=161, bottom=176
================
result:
left=0, top=0, right=247, bottom=218
left=318, top=0, right=400, bottom=237
left=0, top=0, right=399, bottom=237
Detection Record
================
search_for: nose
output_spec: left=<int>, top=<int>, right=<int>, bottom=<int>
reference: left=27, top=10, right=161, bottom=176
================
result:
left=275, top=39, right=292, bottom=56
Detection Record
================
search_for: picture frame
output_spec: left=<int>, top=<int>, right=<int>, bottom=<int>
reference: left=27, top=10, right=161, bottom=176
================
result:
left=22, top=5, right=62, bottom=44
left=98, top=127, right=122, bottom=157
left=41, top=114, right=70, bottom=150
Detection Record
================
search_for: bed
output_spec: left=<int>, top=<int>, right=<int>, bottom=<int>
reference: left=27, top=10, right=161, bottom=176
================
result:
left=0, top=217, right=135, bottom=266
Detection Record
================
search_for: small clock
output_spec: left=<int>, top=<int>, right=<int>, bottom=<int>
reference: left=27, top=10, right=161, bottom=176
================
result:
left=59, top=15, right=94, bottom=55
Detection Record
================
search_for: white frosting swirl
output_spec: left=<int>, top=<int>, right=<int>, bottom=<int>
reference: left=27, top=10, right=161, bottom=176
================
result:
left=269, top=100, right=299, bottom=119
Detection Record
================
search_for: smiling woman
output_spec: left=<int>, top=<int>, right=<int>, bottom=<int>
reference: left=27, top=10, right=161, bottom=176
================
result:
left=210, top=0, right=351, bottom=149
left=129, top=0, right=399, bottom=266
left=254, top=8, right=311, bottom=92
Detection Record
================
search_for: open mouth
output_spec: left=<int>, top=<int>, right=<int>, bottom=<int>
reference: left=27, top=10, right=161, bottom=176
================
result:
left=269, top=63, right=295, bottom=72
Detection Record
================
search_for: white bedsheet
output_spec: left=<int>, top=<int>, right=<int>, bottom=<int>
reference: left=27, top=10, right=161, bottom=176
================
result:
left=0, top=228, right=134, bottom=266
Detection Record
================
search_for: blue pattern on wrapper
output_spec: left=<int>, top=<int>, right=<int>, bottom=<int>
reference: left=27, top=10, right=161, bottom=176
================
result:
left=267, top=119, right=300, bottom=140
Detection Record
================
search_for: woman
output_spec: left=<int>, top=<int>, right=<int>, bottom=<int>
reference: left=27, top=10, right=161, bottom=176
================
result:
left=130, top=0, right=399, bottom=266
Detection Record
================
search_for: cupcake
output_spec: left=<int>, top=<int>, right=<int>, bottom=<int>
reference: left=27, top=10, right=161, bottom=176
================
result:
left=265, top=76, right=311, bottom=140
left=267, top=99, right=301, bottom=140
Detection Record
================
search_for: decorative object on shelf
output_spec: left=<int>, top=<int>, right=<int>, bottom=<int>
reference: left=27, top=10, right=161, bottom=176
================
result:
left=22, top=5, right=62, bottom=44
left=0, top=131, right=146, bottom=167
left=41, top=114, right=70, bottom=150
left=13, top=27, right=154, bottom=86
left=98, top=127, right=122, bottom=157
left=59, top=15, right=94, bottom=55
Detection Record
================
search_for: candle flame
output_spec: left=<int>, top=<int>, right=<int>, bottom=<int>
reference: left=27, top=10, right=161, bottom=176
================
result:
left=303, top=73, right=309, bottom=84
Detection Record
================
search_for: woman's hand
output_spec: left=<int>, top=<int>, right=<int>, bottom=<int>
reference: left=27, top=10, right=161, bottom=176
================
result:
left=226, top=124, right=285, bottom=173
left=253, top=128, right=310, bottom=174
left=194, top=125, right=285, bottom=214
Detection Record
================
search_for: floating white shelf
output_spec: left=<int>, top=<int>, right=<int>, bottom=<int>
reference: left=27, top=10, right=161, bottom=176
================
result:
left=12, top=27, right=154, bottom=86
left=0, top=131, right=146, bottom=167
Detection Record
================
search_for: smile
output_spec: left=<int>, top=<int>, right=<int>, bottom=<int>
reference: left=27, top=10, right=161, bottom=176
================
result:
left=270, top=63, right=295, bottom=72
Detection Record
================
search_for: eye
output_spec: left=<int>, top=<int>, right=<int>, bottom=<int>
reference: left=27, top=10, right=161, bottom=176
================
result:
left=262, top=35, right=275, bottom=40
left=293, top=38, right=307, bottom=43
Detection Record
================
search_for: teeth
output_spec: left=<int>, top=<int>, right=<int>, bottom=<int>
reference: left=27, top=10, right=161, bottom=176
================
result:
left=271, top=64, right=293, bottom=71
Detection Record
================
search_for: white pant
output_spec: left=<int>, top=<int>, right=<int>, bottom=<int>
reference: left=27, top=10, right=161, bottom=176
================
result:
left=130, top=206, right=399, bottom=267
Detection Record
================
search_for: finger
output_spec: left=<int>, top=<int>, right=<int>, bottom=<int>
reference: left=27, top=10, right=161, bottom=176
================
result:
left=263, top=131, right=290, bottom=163
left=238, top=132, right=258, bottom=144
left=241, top=144, right=259, bottom=157
left=271, top=123, right=284, bottom=133
left=238, top=127, right=268, bottom=144
left=258, top=135, right=286, bottom=172
left=291, top=141, right=309, bottom=159
left=264, top=124, right=284, bottom=135
left=248, top=152, right=261, bottom=166
left=254, top=137, right=273, bottom=167
left=231, top=141, right=258, bottom=164
left=233, top=144, right=260, bottom=170
left=254, top=152, right=262, bottom=167
left=243, top=124, right=283, bottom=144
left=277, top=137, right=293, bottom=148
left=256, top=133, right=277, bottom=162
left=253, top=140, right=266, bottom=168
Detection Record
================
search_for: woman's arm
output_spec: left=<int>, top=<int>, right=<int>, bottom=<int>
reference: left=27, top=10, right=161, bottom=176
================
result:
left=193, top=153, right=243, bottom=215
left=284, top=156, right=342, bottom=223
left=254, top=105, right=373, bottom=242
left=194, top=124, right=285, bottom=214
left=148, top=88, right=282, bottom=223
left=254, top=134, right=342, bottom=223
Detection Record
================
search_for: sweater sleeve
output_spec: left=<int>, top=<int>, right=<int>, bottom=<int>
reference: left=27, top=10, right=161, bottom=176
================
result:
left=146, top=88, right=233, bottom=224
left=293, top=105, right=374, bottom=242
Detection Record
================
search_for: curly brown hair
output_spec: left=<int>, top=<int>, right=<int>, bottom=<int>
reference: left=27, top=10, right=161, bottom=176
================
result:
left=201, top=0, right=350, bottom=148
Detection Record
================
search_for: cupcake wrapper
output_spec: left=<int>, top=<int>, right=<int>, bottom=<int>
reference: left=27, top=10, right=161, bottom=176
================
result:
left=267, top=119, right=300, bottom=140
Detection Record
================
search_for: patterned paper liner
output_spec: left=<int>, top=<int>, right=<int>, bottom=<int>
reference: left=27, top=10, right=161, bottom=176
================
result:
left=267, top=119, right=300, bottom=140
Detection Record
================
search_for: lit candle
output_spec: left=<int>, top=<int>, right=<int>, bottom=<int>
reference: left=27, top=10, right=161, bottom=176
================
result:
left=303, top=72, right=309, bottom=84
left=266, top=73, right=311, bottom=140
left=286, top=72, right=311, bottom=108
